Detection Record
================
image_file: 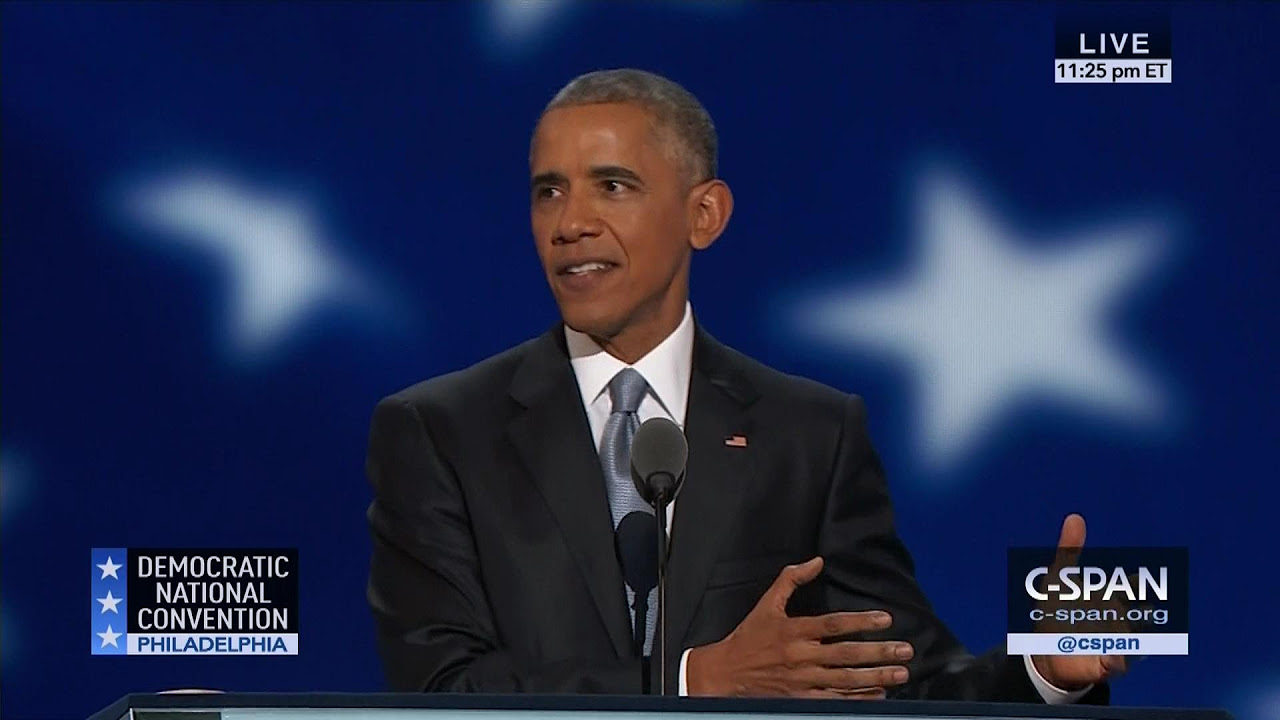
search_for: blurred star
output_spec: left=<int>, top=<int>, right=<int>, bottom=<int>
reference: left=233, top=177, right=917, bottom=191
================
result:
left=0, top=449, right=26, bottom=522
left=486, top=0, right=572, bottom=46
left=127, top=171, right=381, bottom=361
left=796, top=167, right=1168, bottom=470
left=1241, top=679, right=1280, bottom=720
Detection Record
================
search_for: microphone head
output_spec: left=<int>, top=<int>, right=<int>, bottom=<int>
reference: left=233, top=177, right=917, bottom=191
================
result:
left=615, top=511, right=658, bottom=595
left=630, top=417, right=688, bottom=507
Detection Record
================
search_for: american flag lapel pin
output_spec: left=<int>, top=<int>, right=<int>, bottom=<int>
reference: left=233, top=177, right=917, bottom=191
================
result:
left=724, top=434, right=748, bottom=448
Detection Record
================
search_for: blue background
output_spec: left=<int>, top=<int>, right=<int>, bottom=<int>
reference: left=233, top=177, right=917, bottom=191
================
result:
left=3, top=2, right=1277, bottom=719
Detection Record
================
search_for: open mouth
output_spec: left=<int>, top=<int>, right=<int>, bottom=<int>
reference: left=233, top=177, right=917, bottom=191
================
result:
left=557, top=261, right=618, bottom=276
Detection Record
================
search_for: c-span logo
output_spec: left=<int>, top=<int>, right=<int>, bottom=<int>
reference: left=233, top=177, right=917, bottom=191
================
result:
left=1006, top=547, right=1188, bottom=656
left=90, top=548, right=298, bottom=656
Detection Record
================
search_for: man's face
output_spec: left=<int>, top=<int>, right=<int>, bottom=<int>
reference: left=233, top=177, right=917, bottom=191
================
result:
left=530, top=102, right=694, bottom=340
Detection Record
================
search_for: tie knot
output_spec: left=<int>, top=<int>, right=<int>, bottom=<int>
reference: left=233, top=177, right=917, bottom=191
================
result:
left=608, top=368, right=649, bottom=414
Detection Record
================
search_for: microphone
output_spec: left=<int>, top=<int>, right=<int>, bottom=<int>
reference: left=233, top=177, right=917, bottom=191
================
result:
left=630, top=417, right=688, bottom=506
left=614, top=511, right=658, bottom=653
left=629, top=417, right=688, bottom=695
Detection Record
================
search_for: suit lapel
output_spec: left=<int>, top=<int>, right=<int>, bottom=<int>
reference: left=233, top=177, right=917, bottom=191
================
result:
left=664, top=328, right=759, bottom=670
left=506, top=329, right=633, bottom=659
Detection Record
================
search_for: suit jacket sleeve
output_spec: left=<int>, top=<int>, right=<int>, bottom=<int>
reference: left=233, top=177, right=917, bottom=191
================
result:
left=366, top=396, right=646, bottom=693
left=815, top=396, right=1108, bottom=703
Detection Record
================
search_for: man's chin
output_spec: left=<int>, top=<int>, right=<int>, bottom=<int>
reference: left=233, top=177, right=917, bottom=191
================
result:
left=559, top=305, right=624, bottom=341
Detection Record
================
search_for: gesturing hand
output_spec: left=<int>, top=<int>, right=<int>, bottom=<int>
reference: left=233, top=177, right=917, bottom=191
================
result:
left=685, top=557, right=913, bottom=698
left=1032, top=514, right=1129, bottom=691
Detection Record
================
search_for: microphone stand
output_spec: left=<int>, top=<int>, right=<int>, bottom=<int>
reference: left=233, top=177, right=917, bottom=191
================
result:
left=653, top=482, right=674, bottom=696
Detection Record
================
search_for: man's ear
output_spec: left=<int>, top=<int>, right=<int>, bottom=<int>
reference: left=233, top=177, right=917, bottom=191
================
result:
left=688, top=179, right=733, bottom=251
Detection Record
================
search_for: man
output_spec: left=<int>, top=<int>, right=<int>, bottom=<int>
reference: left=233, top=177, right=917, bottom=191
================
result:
left=366, top=69, right=1123, bottom=700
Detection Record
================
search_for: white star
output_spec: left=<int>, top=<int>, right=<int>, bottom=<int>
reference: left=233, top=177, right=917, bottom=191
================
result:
left=97, top=590, right=122, bottom=614
left=97, top=556, right=123, bottom=580
left=1240, top=679, right=1280, bottom=720
left=480, top=2, right=745, bottom=56
left=487, top=0, right=571, bottom=45
left=126, top=171, right=382, bottom=362
left=0, top=448, right=28, bottom=522
left=97, top=624, right=122, bottom=649
left=795, top=167, right=1169, bottom=471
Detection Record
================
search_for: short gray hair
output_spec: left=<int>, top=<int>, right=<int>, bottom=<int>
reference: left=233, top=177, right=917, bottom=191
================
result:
left=538, top=68, right=718, bottom=183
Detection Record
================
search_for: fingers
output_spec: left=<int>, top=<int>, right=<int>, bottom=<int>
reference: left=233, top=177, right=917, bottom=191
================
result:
left=763, top=557, right=824, bottom=611
left=796, top=665, right=910, bottom=693
left=801, top=639, right=914, bottom=667
left=800, top=687, right=887, bottom=700
left=792, top=610, right=892, bottom=640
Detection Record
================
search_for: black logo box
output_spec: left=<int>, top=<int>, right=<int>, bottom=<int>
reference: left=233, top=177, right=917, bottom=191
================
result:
left=126, top=548, right=298, bottom=630
left=1055, top=8, right=1171, bottom=59
left=1006, top=547, right=1188, bottom=634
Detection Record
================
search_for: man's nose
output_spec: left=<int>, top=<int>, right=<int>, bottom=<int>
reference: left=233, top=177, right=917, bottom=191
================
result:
left=553, top=191, right=602, bottom=245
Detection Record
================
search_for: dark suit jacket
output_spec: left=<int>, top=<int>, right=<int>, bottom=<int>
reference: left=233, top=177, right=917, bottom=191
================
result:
left=366, top=323, right=1106, bottom=702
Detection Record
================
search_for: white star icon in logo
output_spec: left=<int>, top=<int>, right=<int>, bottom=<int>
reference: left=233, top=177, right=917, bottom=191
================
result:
left=794, top=166, right=1171, bottom=472
left=97, top=556, right=123, bottom=580
left=125, top=170, right=386, bottom=362
left=97, top=590, right=122, bottom=614
left=97, top=624, right=122, bottom=649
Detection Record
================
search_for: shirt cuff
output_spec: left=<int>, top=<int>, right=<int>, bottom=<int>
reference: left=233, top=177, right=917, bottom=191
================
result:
left=678, top=648, right=692, bottom=696
left=1024, top=654, right=1092, bottom=704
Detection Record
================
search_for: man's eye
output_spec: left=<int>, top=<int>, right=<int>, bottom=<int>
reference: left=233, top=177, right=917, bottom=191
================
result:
left=602, top=180, right=629, bottom=193
left=534, top=186, right=561, bottom=200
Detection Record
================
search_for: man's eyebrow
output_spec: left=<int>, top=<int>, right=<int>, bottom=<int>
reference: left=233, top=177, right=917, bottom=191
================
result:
left=530, top=171, right=567, bottom=189
left=588, top=165, right=644, bottom=184
left=530, top=166, right=645, bottom=189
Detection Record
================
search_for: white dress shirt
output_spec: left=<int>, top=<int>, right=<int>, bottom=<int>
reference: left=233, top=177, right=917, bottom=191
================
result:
left=565, top=303, right=1086, bottom=702
left=566, top=302, right=695, bottom=532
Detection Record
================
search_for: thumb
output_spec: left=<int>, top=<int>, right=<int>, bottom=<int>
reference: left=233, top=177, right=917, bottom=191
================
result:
left=1057, top=513, right=1087, bottom=550
left=1101, top=654, right=1128, bottom=678
left=1053, top=513, right=1087, bottom=570
left=765, top=557, right=823, bottom=611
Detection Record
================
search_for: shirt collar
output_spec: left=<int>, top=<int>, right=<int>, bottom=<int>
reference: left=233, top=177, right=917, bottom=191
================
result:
left=565, top=302, right=694, bottom=426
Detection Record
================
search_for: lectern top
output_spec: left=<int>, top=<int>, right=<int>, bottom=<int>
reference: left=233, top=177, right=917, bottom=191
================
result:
left=87, top=692, right=1231, bottom=720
